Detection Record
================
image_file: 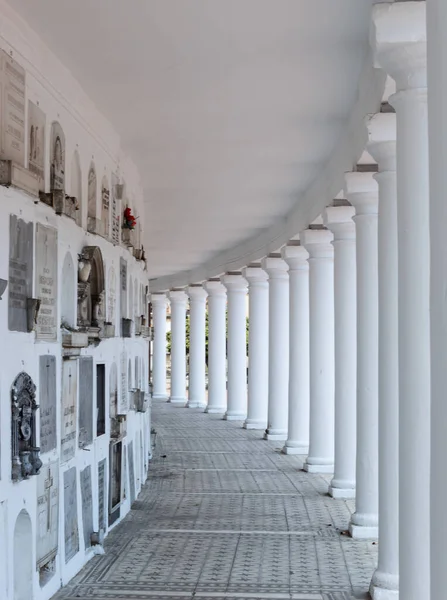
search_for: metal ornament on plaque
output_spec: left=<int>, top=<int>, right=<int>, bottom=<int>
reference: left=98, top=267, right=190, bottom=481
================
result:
left=36, top=460, right=59, bottom=568
left=0, top=51, right=25, bottom=166
left=28, top=101, right=45, bottom=189
left=35, top=224, right=58, bottom=341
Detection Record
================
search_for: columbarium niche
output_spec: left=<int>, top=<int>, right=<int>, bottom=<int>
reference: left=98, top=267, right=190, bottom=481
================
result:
left=77, top=245, right=105, bottom=340
left=11, top=372, right=42, bottom=482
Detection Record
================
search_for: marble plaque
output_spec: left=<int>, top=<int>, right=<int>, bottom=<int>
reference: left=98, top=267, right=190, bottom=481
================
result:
left=122, top=444, right=127, bottom=502
left=101, top=177, right=110, bottom=238
left=120, top=257, right=127, bottom=318
left=8, top=214, right=33, bottom=332
left=88, top=163, right=97, bottom=219
left=119, top=351, right=128, bottom=414
left=64, top=466, right=79, bottom=563
left=80, top=465, right=93, bottom=549
left=35, top=223, right=58, bottom=340
left=28, top=101, right=45, bottom=189
left=50, top=121, right=65, bottom=191
left=98, top=459, right=107, bottom=531
left=39, top=355, right=57, bottom=454
left=107, top=266, right=116, bottom=326
left=0, top=51, right=25, bottom=165
left=36, top=460, right=59, bottom=567
left=111, top=172, right=120, bottom=244
left=79, top=357, right=94, bottom=448
left=128, top=440, right=135, bottom=505
left=61, top=359, right=77, bottom=463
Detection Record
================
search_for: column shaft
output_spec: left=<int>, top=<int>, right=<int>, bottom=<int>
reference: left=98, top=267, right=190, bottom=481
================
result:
left=151, top=294, right=168, bottom=400
left=204, top=281, right=227, bottom=414
left=169, top=291, right=188, bottom=406
left=187, top=286, right=208, bottom=409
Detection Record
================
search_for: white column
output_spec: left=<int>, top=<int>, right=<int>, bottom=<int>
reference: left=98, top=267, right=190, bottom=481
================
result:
left=221, top=274, right=248, bottom=420
left=169, top=290, right=188, bottom=406
left=262, top=256, right=289, bottom=441
left=345, top=171, right=379, bottom=539
left=301, top=228, right=335, bottom=473
left=427, top=1, right=447, bottom=598
left=373, top=3, right=430, bottom=596
left=367, top=113, right=399, bottom=599
left=151, top=293, right=168, bottom=400
left=322, top=205, right=357, bottom=499
left=204, top=280, right=227, bottom=414
left=242, top=266, right=269, bottom=430
left=187, top=285, right=208, bottom=409
left=281, top=244, right=310, bottom=455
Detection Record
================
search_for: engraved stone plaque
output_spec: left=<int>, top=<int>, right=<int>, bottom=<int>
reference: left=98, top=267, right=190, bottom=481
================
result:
left=50, top=121, right=65, bottom=191
left=128, top=440, right=135, bottom=505
left=0, top=51, right=25, bottom=165
left=28, top=101, right=45, bottom=189
left=61, top=360, right=77, bottom=463
left=101, top=176, right=110, bottom=238
left=79, top=357, right=94, bottom=448
left=87, top=163, right=97, bottom=222
left=119, top=351, right=128, bottom=414
left=80, top=465, right=93, bottom=549
left=39, top=355, right=57, bottom=454
left=35, top=223, right=58, bottom=341
left=98, top=459, right=107, bottom=531
left=107, top=266, right=116, bottom=326
left=111, top=172, right=120, bottom=244
left=8, top=214, right=33, bottom=332
left=36, top=460, right=59, bottom=567
left=120, top=257, right=127, bottom=319
left=64, top=466, right=79, bottom=563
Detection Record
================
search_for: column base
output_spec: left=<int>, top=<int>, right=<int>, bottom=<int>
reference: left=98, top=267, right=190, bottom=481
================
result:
left=303, top=462, right=334, bottom=474
left=328, top=485, right=356, bottom=499
left=187, top=401, right=207, bottom=409
left=264, top=432, right=287, bottom=441
left=205, top=406, right=226, bottom=414
left=152, top=394, right=169, bottom=401
left=169, top=396, right=187, bottom=407
left=244, top=419, right=267, bottom=430
left=224, top=412, right=247, bottom=421
left=349, top=512, right=378, bottom=539
left=282, top=441, right=309, bottom=455
left=370, top=571, right=399, bottom=600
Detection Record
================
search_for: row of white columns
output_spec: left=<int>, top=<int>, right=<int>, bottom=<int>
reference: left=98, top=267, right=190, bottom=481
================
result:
left=150, top=2, right=443, bottom=598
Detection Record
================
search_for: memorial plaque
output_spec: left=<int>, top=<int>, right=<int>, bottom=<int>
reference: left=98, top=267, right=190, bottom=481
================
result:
left=111, top=172, right=120, bottom=244
left=98, top=459, right=107, bottom=531
left=87, top=163, right=97, bottom=219
left=0, top=51, right=25, bottom=165
left=120, top=258, right=127, bottom=318
left=64, top=466, right=79, bottom=563
left=118, top=351, right=128, bottom=414
left=50, top=121, right=65, bottom=191
left=79, top=357, right=94, bottom=448
left=8, top=214, right=33, bottom=332
left=28, top=101, right=45, bottom=189
left=122, top=444, right=127, bottom=501
left=61, top=360, right=77, bottom=463
left=107, top=266, right=116, bottom=326
left=35, top=224, right=58, bottom=341
left=39, top=355, right=57, bottom=454
left=80, top=465, right=93, bottom=549
left=36, top=460, right=59, bottom=567
left=128, top=441, right=135, bottom=505
left=109, top=442, right=122, bottom=519
left=101, top=176, right=110, bottom=238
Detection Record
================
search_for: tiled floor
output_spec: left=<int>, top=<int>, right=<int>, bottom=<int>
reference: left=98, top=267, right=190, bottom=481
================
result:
left=53, top=400, right=377, bottom=600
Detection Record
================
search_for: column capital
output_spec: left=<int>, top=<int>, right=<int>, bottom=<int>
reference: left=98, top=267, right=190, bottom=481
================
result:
left=188, top=285, right=208, bottom=302
left=371, top=1, right=426, bottom=91
left=151, top=292, right=169, bottom=307
left=300, top=228, right=334, bottom=259
left=261, top=256, right=289, bottom=280
left=366, top=112, right=397, bottom=172
left=169, top=289, right=188, bottom=305
left=242, top=266, right=269, bottom=287
left=322, top=206, right=356, bottom=241
left=281, top=244, right=309, bottom=270
left=221, top=273, right=248, bottom=294
left=204, top=279, right=226, bottom=297
left=344, top=172, right=379, bottom=216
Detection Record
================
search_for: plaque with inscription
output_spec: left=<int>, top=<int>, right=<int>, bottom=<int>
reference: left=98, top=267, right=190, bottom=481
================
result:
left=8, top=214, right=33, bottom=332
left=111, top=172, right=120, bottom=244
left=35, top=224, right=58, bottom=341
left=119, top=351, right=128, bottom=414
left=36, top=460, right=59, bottom=567
left=120, top=257, right=127, bottom=319
left=39, top=356, right=57, bottom=454
left=128, top=441, right=136, bottom=505
left=50, top=121, right=65, bottom=191
left=98, top=459, right=107, bottom=531
left=107, top=266, right=116, bottom=326
left=101, top=176, right=110, bottom=238
left=64, top=466, right=79, bottom=563
left=80, top=465, right=93, bottom=549
left=28, top=101, right=45, bottom=189
left=79, top=357, right=94, bottom=448
left=61, top=360, right=77, bottom=463
left=0, top=51, right=25, bottom=165
left=87, top=163, right=97, bottom=220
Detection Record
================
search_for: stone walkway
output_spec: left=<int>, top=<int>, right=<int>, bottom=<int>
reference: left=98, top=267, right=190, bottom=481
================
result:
left=55, top=400, right=377, bottom=600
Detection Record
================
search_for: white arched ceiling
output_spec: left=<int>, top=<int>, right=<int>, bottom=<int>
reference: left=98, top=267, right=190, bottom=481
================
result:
left=11, top=0, right=385, bottom=290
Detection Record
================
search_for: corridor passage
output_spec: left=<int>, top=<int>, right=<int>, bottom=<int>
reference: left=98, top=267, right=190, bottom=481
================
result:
left=55, top=401, right=378, bottom=600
